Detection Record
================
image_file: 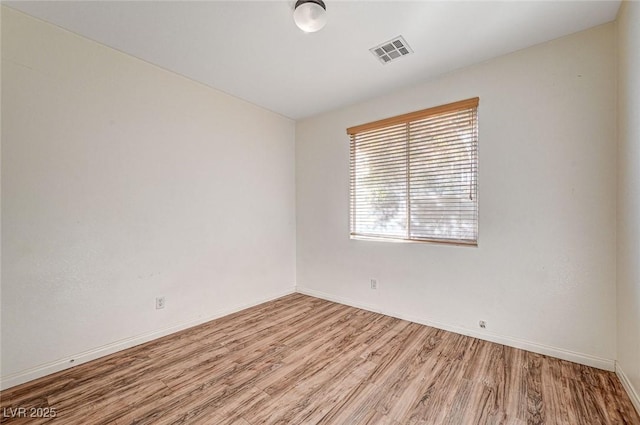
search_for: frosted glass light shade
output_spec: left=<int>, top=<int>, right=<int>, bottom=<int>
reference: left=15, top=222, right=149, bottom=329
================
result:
left=293, top=0, right=327, bottom=33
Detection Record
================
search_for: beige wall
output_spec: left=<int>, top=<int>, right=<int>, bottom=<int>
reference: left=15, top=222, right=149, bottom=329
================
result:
left=616, top=0, right=640, bottom=412
left=1, top=7, right=296, bottom=388
left=296, top=24, right=617, bottom=369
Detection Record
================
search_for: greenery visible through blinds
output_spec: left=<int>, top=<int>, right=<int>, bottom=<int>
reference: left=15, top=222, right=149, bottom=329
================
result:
left=348, top=98, right=479, bottom=245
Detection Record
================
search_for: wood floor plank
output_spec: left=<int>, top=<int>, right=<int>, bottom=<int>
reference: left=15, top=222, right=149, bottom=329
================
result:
left=1, top=294, right=638, bottom=425
left=395, top=349, right=458, bottom=424
left=540, top=357, right=570, bottom=425
left=374, top=327, right=440, bottom=419
left=498, top=346, right=527, bottom=423
left=314, top=381, right=381, bottom=425
left=525, top=352, right=545, bottom=425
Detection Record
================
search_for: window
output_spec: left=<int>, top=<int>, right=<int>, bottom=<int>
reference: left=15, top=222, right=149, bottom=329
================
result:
left=348, top=97, right=479, bottom=245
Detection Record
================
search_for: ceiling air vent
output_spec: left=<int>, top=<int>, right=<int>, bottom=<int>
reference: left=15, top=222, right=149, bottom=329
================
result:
left=370, top=36, right=413, bottom=65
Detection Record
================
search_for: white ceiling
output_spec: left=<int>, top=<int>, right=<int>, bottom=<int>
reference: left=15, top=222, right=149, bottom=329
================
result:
left=6, top=1, right=620, bottom=120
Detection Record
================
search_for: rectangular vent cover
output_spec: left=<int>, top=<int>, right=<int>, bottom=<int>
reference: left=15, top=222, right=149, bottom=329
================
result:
left=370, top=36, right=413, bottom=64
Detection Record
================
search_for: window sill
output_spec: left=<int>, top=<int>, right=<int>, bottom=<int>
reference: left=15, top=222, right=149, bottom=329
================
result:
left=349, top=234, right=477, bottom=247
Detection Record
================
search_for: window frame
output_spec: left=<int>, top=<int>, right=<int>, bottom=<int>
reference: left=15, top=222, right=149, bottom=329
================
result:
left=347, top=97, right=479, bottom=246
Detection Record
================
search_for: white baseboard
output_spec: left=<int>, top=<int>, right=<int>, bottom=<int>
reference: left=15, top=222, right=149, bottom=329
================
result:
left=296, top=286, right=616, bottom=372
left=296, top=286, right=383, bottom=315
left=616, top=363, right=640, bottom=416
left=0, top=287, right=295, bottom=391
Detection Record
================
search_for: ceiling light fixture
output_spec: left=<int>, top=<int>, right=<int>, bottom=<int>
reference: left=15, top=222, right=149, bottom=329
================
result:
left=293, top=0, right=327, bottom=33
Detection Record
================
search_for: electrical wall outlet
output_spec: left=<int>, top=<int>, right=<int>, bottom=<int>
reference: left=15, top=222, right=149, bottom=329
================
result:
left=370, top=279, right=378, bottom=290
left=479, top=320, right=487, bottom=329
left=156, top=296, right=165, bottom=310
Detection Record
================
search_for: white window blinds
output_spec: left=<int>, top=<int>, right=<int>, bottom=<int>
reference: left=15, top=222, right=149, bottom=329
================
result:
left=348, top=98, right=479, bottom=245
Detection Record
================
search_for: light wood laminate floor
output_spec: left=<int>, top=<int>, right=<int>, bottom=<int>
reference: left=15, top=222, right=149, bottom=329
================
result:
left=1, top=294, right=638, bottom=424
